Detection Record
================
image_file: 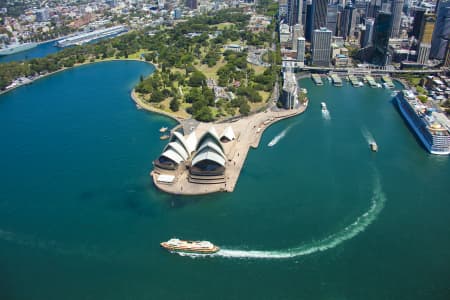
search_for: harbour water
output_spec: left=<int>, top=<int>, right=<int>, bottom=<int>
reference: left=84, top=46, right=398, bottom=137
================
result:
left=0, top=63, right=449, bottom=299
left=0, top=41, right=61, bottom=63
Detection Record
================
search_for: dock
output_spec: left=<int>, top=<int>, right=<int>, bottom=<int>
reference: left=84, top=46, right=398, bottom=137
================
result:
left=330, top=74, right=343, bottom=87
left=311, top=74, right=323, bottom=85
left=348, top=75, right=362, bottom=87
left=364, top=75, right=378, bottom=88
left=381, top=75, right=395, bottom=89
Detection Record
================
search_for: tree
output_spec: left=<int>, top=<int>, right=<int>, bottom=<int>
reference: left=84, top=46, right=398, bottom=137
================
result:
left=150, top=90, right=164, bottom=102
left=170, top=98, right=180, bottom=112
left=239, top=101, right=251, bottom=116
left=188, top=71, right=206, bottom=87
left=194, top=106, right=214, bottom=122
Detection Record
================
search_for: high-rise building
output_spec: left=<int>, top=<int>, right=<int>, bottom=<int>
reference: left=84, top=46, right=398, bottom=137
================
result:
left=390, top=0, right=404, bottom=38
left=287, top=0, right=303, bottom=26
left=372, top=11, right=393, bottom=65
left=411, top=8, right=426, bottom=39
left=430, top=0, right=450, bottom=60
left=174, top=7, right=182, bottom=19
left=312, top=27, right=332, bottom=66
left=297, top=37, right=306, bottom=63
left=417, top=14, right=435, bottom=64
left=186, top=0, right=197, bottom=10
left=292, top=24, right=303, bottom=50
left=327, top=4, right=338, bottom=35
left=305, top=2, right=313, bottom=40
left=362, top=18, right=375, bottom=47
left=311, top=0, right=328, bottom=38
left=340, top=3, right=356, bottom=40
left=279, top=0, right=289, bottom=18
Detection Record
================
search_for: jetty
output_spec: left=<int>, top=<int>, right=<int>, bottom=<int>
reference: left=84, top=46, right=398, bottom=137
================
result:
left=381, top=75, right=395, bottom=89
left=331, top=74, right=343, bottom=87
left=348, top=75, right=362, bottom=87
left=311, top=74, right=323, bottom=85
left=364, top=75, right=378, bottom=88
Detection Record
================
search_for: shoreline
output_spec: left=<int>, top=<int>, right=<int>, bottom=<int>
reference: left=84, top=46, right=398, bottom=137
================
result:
left=0, top=58, right=153, bottom=97
left=151, top=100, right=308, bottom=196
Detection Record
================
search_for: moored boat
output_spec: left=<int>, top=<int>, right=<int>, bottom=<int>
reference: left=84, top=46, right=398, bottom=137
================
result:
left=160, top=238, right=220, bottom=254
left=159, top=126, right=168, bottom=133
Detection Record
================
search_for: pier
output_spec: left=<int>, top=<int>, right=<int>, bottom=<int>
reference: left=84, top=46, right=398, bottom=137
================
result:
left=311, top=74, right=323, bottom=85
left=331, top=74, right=343, bottom=87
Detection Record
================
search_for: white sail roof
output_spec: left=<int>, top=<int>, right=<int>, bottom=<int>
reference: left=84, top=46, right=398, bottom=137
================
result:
left=185, top=131, right=198, bottom=154
left=221, top=126, right=236, bottom=141
left=191, top=150, right=226, bottom=167
left=164, top=142, right=189, bottom=161
left=161, top=149, right=184, bottom=164
left=170, top=131, right=190, bottom=155
left=197, top=126, right=223, bottom=151
left=197, top=141, right=225, bottom=158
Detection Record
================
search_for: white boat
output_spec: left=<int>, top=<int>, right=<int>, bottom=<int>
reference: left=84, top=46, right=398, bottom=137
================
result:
left=0, top=42, right=37, bottom=56
left=161, top=238, right=220, bottom=254
left=321, top=102, right=327, bottom=110
left=159, top=127, right=168, bottom=133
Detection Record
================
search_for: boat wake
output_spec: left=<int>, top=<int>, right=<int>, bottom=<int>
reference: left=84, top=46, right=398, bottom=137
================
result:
left=176, top=175, right=386, bottom=260
left=321, top=109, right=331, bottom=120
left=361, top=127, right=375, bottom=144
left=268, top=130, right=286, bottom=147
left=267, top=121, right=301, bottom=147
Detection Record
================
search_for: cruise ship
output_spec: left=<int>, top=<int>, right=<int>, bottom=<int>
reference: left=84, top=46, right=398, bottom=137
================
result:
left=160, top=238, right=220, bottom=254
left=0, top=42, right=37, bottom=56
left=395, top=90, right=450, bottom=155
left=56, top=26, right=128, bottom=48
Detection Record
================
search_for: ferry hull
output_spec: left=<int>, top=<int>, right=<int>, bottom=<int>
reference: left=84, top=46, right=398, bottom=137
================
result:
left=160, top=242, right=220, bottom=254
left=0, top=42, right=37, bottom=56
left=395, top=96, right=450, bottom=155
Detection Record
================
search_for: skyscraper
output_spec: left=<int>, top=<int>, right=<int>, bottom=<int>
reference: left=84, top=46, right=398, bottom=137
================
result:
left=417, top=14, right=435, bottom=64
left=305, top=2, right=313, bottom=40
left=411, top=8, right=425, bottom=39
left=327, top=4, right=338, bottom=35
left=362, top=18, right=375, bottom=47
left=310, top=0, right=328, bottom=38
left=430, top=0, right=450, bottom=60
left=444, top=41, right=450, bottom=68
left=312, top=27, right=332, bottom=66
left=390, top=0, right=404, bottom=38
left=340, top=3, right=356, bottom=40
left=372, top=11, right=393, bottom=65
left=288, top=0, right=303, bottom=26
left=297, top=37, right=306, bottom=63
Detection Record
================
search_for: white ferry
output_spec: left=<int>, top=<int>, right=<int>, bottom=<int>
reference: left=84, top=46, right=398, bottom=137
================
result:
left=160, top=238, right=220, bottom=254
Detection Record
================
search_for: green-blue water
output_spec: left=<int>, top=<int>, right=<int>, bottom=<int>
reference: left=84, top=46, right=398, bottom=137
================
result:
left=0, top=62, right=449, bottom=299
left=0, top=41, right=61, bottom=63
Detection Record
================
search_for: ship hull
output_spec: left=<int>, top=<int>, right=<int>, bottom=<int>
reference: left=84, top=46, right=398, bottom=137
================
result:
left=160, top=242, right=220, bottom=254
left=0, top=43, right=37, bottom=56
left=395, top=96, right=450, bottom=155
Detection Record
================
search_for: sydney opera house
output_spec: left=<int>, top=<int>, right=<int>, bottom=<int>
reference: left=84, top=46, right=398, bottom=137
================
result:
left=153, top=126, right=236, bottom=185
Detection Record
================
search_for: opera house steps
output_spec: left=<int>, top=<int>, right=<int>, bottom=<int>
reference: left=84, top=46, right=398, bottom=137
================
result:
left=188, top=174, right=226, bottom=184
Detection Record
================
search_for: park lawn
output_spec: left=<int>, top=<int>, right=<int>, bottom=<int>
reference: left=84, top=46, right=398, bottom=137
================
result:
left=127, top=49, right=148, bottom=59
left=156, top=98, right=191, bottom=119
left=214, top=22, right=235, bottom=30
left=249, top=101, right=267, bottom=112
left=197, top=59, right=226, bottom=80
left=258, top=90, right=271, bottom=102
left=249, top=64, right=267, bottom=75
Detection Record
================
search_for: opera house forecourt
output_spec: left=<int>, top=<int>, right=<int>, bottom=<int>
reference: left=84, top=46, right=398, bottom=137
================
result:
left=150, top=102, right=308, bottom=195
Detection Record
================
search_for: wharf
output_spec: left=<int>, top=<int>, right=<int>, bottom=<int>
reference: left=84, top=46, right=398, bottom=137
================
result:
left=365, top=75, right=378, bottom=87
left=381, top=75, right=395, bottom=89
left=151, top=102, right=308, bottom=195
left=331, top=74, right=343, bottom=86
left=311, top=74, right=323, bottom=85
